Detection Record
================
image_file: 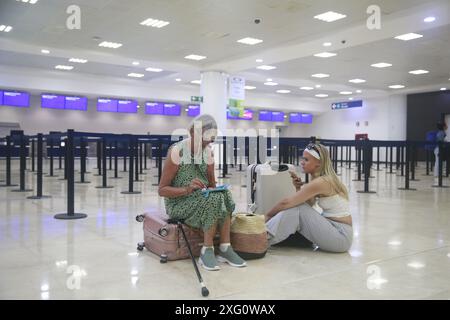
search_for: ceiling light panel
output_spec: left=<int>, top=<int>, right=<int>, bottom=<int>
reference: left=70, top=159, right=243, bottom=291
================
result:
left=409, top=69, right=429, bottom=75
left=145, top=67, right=163, bottom=72
left=257, top=65, right=277, bottom=70
left=185, top=54, right=206, bottom=61
left=389, top=85, right=405, bottom=89
left=69, top=58, right=88, bottom=64
left=245, top=86, right=256, bottom=90
left=0, top=25, right=13, bottom=32
left=98, top=41, right=122, bottom=49
left=314, top=52, right=337, bottom=58
left=315, top=94, right=329, bottom=98
left=190, top=80, right=201, bottom=84
left=237, top=37, right=263, bottom=45
left=311, top=73, right=330, bottom=78
left=264, top=82, right=278, bottom=86
left=349, top=79, right=366, bottom=83
left=16, top=0, right=39, bottom=4
left=314, top=11, right=347, bottom=22
left=276, top=90, right=291, bottom=94
left=140, top=18, right=170, bottom=28
left=300, top=87, right=314, bottom=90
left=395, top=33, right=423, bottom=41
left=371, top=62, right=392, bottom=68
left=55, top=65, right=73, bottom=70
left=127, top=73, right=144, bottom=78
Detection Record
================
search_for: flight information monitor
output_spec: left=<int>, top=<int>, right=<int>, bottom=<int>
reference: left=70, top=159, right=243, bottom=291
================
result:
left=65, top=96, right=88, bottom=111
left=41, top=94, right=65, bottom=109
left=97, top=98, right=118, bottom=112
left=2, top=91, right=30, bottom=107
left=187, top=104, right=200, bottom=117
left=117, top=99, right=138, bottom=113
left=163, top=103, right=181, bottom=116
left=145, top=102, right=164, bottom=115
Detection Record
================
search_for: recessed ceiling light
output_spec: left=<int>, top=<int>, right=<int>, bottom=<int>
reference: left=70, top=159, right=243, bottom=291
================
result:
left=312, top=73, right=330, bottom=78
left=407, top=262, right=425, bottom=269
left=315, top=84, right=321, bottom=88
left=137, top=105, right=141, bottom=109
left=145, top=67, right=163, bottom=72
left=257, top=65, right=277, bottom=70
left=389, top=85, right=405, bottom=89
left=315, top=94, right=329, bottom=98
left=424, top=16, right=436, bottom=23
left=409, top=69, right=429, bottom=75
left=356, top=90, right=362, bottom=93
left=139, top=18, right=170, bottom=28
left=256, top=59, right=263, bottom=63
left=69, top=58, right=88, bottom=64
left=0, top=25, right=13, bottom=33
left=41, top=49, right=50, bottom=54
left=340, top=91, right=353, bottom=95
left=395, top=33, right=423, bottom=41
left=175, top=78, right=182, bottom=82
left=349, top=97, right=354, bottom=100
left=132, top=61, right=140, bottom=66
left=185, top=108, right=189, bottom=112
left=264, top=82, right=278, bottom=86
left=300, top=87, right=314, bottom=91
left=371, top=62, right=392, bottom=68
left=266, top=78, right=273, bottom=82
left=440, top=88, right=447, bottom=91
left=98, top=41, right=122, bottom=49
left=55, top=65, right=74, bottom=70
left=245, top=86, right=256, bottom=90
left=127, top=73, right=144, bottom=78
left=185, top=54, right=206, bottom=61
left=323, top=42, right=332, bottom=47
left=237, top=37, right=263, bottom=45
left=314, top=11, right=347, bottom=22
left=388, top=240, right=402, bottom=246
left=190, top=80, right=201, bottom=84
left=276, top=90, right=291, bottom=94
left=314, top=52, right=337, bottom=58
left=349, top=79, right=366, bottom=83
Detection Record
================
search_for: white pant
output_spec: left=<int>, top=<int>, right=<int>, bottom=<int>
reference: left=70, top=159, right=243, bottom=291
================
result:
left=266, top=204, right=353, bottom=253
left=434, top=147, right=445, bottom=177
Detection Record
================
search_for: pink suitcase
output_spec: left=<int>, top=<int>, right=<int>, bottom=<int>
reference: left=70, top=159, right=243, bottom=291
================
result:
left=136, top=211, right=204, bottom=261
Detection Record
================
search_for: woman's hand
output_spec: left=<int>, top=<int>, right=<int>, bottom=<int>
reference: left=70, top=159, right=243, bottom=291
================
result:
left=290, top=171, right=303, bottom=191
left=186, top=178, right=207, bottom=194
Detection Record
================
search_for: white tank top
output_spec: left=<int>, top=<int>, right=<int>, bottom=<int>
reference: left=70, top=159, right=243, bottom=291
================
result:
left=317, top=194, right=350, bottom=218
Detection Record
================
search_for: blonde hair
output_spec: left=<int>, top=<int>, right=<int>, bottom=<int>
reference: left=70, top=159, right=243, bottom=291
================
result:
left=314, top=144, right=349, bottom=200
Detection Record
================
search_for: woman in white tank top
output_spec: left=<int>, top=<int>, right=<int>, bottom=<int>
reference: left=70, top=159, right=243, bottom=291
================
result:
left=265, top=143, right=353, bottom=253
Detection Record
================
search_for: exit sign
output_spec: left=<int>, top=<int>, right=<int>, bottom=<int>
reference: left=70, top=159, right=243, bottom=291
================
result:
left=191, top=96, right=203, bottom=103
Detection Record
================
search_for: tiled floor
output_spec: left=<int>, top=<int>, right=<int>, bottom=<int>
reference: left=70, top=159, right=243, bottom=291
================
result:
left=1, top=159, right=450, bottom=300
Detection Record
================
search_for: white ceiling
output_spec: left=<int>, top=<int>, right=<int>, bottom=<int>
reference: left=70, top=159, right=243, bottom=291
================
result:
left=0, top=0, right=449, bottom=102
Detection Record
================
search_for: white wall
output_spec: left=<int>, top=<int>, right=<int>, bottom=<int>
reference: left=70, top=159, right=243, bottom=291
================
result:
left=305, top=95, right=407, bottom=141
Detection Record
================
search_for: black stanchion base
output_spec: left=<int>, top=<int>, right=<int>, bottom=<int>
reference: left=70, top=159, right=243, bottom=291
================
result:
left=386, top=172, right=396, bottom=174
left=76, top=181, right=91, bottom=184
left=134, top=179, right=145, bottom=182
left=84, top=171, right=91, bottom=174
left=93, top=174, right=102, bottom=177
left=27, top=195, right=52, bottom=199
left=95, top=186, right=114, bottom=189
left=398, top=188, right=417, bottom=191
left=110, top=177, right=123, bottom=179
left=432, top=185, right=450, bottom=188
left=241, top=184, right=247, bottom=188
left=0, top=184, right=19, bottom=188
left=121, top=191, right=142, bottom=194
left=11, top=189, right=33, bottom=192
left=45, top=175, right=58, bottom=178
left=54, top=213, right=88, bottom=220
left=121, top=171, right=128, bottom=172
left=410, top=179, right=420, bottom=182
left=357, top=190, right=376, bottom=194
left=152, top=183, right=159, bottom=186
left=139, top=172, right=147, bottom=175
left=352, top=179, right=363, bottom=182
left=153, top=175, right=159, bottom=177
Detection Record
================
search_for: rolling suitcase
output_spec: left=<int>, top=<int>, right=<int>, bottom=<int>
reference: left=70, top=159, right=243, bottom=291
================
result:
left=246, top=163, right=297, bottom=215
left=136, top=211, right=204, bottom=261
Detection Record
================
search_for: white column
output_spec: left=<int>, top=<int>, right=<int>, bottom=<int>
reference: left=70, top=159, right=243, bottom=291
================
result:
left=200, top=71, right=228, bottom=134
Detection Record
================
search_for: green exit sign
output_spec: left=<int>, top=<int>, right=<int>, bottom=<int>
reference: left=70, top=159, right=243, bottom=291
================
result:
left=191, top=96, right=203, bottom=103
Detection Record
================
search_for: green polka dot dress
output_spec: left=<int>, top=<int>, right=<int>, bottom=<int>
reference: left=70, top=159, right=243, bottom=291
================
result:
left=164, top=139, right=235, bottom=231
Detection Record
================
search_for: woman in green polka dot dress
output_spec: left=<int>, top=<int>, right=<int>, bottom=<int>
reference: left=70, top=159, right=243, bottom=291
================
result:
left=159, top=114, right=246, bottom=271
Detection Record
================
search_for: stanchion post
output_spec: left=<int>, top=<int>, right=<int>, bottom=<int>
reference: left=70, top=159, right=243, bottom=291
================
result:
left=28, top=134, right=51, bottom=199
left=0, top=136, right=18, bottom=187
left=122, top=137, right=141, bottom=194
left=12, top=134, right=33, bottom=192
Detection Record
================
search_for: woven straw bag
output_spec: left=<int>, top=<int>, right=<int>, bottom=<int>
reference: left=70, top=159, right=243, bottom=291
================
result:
left=230, top=213, right=268, bottom=260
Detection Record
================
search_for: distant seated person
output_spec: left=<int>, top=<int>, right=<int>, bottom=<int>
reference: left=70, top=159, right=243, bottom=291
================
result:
left=265, top=143, right=353, bottom=253
left=158, top=114, right=246, bottom=271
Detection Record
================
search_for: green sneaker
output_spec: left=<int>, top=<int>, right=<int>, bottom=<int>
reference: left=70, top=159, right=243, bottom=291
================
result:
left=217, top=246, right=247, bottom=268
left=198, top=247, right=220, bottom=271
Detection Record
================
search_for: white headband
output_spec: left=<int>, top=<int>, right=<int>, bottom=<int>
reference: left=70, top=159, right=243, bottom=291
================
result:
left=304, top=148, right=321, bottom=160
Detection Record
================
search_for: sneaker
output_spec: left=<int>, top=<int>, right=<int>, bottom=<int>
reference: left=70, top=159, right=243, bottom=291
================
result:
left=198, top=247, right=220, bottom=271
left=217, top=246, right=247, bottom=268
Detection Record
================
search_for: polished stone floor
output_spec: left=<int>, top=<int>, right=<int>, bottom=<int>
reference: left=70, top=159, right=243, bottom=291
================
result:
left=0, top=158, right=449, bottom=300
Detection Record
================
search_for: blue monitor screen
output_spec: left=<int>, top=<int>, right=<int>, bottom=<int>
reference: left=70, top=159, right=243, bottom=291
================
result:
left=271, top=111, right=285, bottom=122
left=117, top=99, right=138, bottom=113
left=3, top=91, right=30, bottom=107
left=289, top=113, right=302, bottom=123
left=187, top=104, right=200, bottom=117
left=145, top=102, right=164, bottom=115
left=65, top=96, right=88, bottom=111
left=163, top=103, right=181, bottom=116
left=258, top=111, right=272, bottom=122
left=301, top=113, right=313, bottom=124
left=0, top=90, right=3, bottom=105
left=41, top=94, right=65, bottom=109
left=97, top=98, right=118, bottom=112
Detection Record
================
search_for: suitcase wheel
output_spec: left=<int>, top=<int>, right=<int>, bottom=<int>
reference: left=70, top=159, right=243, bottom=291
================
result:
left=136, top=215, right=145, bottom=223
left=160, top=254, right=168, bottom=264
left=137, top=242, right=144, bottom=251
